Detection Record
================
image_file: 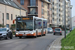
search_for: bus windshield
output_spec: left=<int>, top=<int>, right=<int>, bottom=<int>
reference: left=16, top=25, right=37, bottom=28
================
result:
left=16, top=20, right=33, bottom=31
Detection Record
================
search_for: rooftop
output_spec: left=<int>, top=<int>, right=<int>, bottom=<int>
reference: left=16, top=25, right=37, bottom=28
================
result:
left=0, top=0, right=26, bottom=11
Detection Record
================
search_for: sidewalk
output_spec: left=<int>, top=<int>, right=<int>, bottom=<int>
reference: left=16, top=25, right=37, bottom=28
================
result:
left=48, top=31, right=70, bottom=50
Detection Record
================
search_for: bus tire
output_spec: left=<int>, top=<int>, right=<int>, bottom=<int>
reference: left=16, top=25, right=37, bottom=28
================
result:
left=44, top=31, right=46, bottom=36
left=34, top=36, right=37, bottom=38
left=19, top=36, right=22, bottom=39
left=34, top=31, right=38, bottom=38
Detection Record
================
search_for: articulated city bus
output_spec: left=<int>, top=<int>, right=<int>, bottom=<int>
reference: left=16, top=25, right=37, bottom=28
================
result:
left=15, top=16, right=47, bottom=38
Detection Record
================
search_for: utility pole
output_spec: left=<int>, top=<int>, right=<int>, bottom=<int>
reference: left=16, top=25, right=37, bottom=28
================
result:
left=64, top=0, right=66, bottom=38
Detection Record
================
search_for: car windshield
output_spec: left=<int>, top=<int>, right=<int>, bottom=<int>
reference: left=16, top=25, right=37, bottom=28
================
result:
left=16, top=20, right=33, bottom=31
left=0, top=28, right=6, bottom=32
left=55, top=29, right=60, bottom=31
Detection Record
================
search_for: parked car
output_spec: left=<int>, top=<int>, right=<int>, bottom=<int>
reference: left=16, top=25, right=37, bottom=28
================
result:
left=47, top=28, right=53, bottom=33
left=0, top=28, right=13, bottom=39
left=53, top=28, right=62, bottom=35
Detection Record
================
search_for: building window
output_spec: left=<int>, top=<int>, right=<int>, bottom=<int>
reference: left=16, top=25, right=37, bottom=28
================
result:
left=53, top=7, right=54, bottom=10
left=48, top=11, right=49, bottom=16
left=59, top=14, right=60, bottom=16
left=53, top=12, right=54, bottom=15
left=30, top=0, right=36, bottom=6
left=53, top=2, right=54, bottom=5
left=59, top=4, right=60, bottom=7
left=30, top=8, right=36, bottom=14
left=42, top=9, right=44, bottom=15
left=48, top=0, right=50, bottom=2
left=16, top=15, right=17, bottom=17
left=48, top=4, right=49, bottom=9
left=42, top=2, right=44, bottom=7
left=11, top=14, right=13, bottom=20
left=6, top=24, right=9, bottom=28
left=20, top=0, right=24, bottom=5
left=42, top=16, right=44, bottom=18
left=59, top=19, right=61, bottom=21
left=53, top=18, right=54, bottom=21
left=2, top=13, right=4, bottom=25
left=6, top=13, right=9, bottom=20
left=59, top=9, right=60, bottom=11
left=50, top=8, right=51, bottom=10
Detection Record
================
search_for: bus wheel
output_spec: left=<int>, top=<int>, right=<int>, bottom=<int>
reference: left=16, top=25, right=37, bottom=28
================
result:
left=34, top=33, right=37, bottom=38
left=44, top=31, right=46, bottom=36
left=40, top=32, right=42, bottom=37
left=34, top=36, right=37, bottom=38
left=19, top=36, right=22, bottom=39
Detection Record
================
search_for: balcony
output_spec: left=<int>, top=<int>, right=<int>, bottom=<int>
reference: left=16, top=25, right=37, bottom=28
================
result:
left=54, top=6, right=57, bottom=9
left=28, top=4, right=38, bottom=8
left=28, top=12, right=38, bottom=16
left=41, top=0, right=51, bottom=4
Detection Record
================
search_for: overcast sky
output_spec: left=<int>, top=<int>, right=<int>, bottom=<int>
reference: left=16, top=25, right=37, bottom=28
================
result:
left=71, top=0, right=75, bottom=17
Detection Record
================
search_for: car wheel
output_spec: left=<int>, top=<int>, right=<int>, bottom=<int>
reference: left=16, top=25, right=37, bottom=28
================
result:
left=53, top=33, right=55, bottom=35
left=19, top=36, right=22, bottom=39
left=10, top=35, right=13, bottom=39
left=9, top=32, right=13, bottom=39
left=60, top=33, right=62, bottom=35
left=5, top=36, right=8, bottom=39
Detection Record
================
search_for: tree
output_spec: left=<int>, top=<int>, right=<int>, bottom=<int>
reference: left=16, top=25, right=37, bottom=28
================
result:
left=10, top=24, right=16, bottom=31
left=0, top=24, right=5, bottom=28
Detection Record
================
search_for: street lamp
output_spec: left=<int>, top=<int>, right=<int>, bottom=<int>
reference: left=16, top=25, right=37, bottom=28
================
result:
left=70, top=5, right=73, bottom=29
left=64, top=0, right=66, bottom=38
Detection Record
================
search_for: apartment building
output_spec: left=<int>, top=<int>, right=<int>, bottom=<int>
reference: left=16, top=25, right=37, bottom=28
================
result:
left=66, top=0, right=72, bottom=29
left=0, top=0, right=27, bottom=28
left=16, top=0, right=52, bottom=26
left=52, top=0, right=72, bottom=28
left=52, top=0, right=64, bottom=27
left=72, top=16, right=75, bottom=29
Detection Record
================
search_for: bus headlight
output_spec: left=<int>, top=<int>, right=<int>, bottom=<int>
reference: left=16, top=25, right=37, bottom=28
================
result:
left=31, top=32, right=34, bottom=34
left=16, top=33, right=19, bottom=34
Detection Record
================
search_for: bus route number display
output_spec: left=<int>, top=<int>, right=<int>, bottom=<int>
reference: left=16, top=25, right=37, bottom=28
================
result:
left=22, top=18, right=33, bottom=20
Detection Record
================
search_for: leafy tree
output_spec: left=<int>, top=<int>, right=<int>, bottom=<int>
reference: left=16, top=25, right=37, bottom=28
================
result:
left=10, top=24, right=16, bottom=31
left=0, top=24, right=5, bottom=28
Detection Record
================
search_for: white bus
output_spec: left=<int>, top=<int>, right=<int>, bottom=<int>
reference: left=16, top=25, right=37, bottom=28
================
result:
left=15, top=16, right=47, bottom=38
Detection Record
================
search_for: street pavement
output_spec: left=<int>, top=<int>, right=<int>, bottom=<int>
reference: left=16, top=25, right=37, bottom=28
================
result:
left=0, top=32, right=64, bottom=50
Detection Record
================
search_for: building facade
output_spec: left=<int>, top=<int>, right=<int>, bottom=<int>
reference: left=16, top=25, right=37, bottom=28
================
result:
left=16, top=0, right=52, bottom=26
left=52, top=0, right=64, bottom=27
left=66, top=0, right=72, bottom=29
left=72, top=16, right=75, bottom=29
left=52, top=0, right=72, bottom=28
left=0, top=0, right=26, bottom=28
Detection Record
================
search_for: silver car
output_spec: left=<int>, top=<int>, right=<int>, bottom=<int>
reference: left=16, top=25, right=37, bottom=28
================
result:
left=47, top=28, right=53, bottom=33
left=0, top=28, right=13, bottom=39
left=53, top=28, right=62, bottom=35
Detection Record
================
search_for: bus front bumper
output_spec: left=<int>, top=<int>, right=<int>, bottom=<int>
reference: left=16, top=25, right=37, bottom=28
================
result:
left=16, top=33, right=36, bottom=37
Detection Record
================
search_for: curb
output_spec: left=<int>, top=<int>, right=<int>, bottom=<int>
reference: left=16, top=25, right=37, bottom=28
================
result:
left=48, top=36, right=64, bottom=50
left=48, top=31, right=70, bottom=50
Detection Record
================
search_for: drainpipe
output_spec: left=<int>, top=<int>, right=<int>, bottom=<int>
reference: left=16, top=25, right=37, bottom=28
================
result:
left=20, top=8, right=21, bottom=16
left=5, top=5, right=7, bottom=27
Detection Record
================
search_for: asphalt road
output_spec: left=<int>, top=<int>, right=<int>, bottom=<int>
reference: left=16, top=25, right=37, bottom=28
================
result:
left=0, top=33, right=64, bottom=50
